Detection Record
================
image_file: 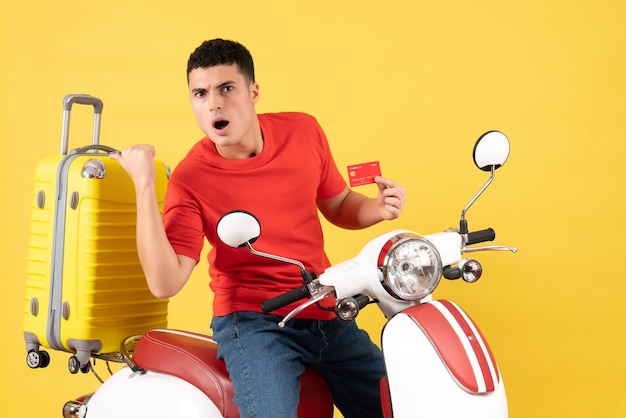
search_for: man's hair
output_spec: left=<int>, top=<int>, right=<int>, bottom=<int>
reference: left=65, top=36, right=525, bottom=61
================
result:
left=187, top=39, right=255, bottom=83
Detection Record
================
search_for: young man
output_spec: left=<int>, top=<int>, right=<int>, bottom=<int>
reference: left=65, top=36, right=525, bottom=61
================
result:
left=112, top=38, right=406, bottom=418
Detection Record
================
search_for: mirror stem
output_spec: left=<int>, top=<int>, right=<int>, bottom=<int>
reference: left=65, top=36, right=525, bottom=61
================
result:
left=245, top=242, right=308, bottom=273
left=460, top=165, right=496, bottom=235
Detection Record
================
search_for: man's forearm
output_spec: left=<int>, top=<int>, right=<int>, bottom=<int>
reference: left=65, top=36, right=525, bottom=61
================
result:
left=135, top=185, right=189, bottom=298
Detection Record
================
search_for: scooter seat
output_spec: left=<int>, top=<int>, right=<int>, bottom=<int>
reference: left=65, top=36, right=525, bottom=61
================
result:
left=133, top=329, right=333, bottom=418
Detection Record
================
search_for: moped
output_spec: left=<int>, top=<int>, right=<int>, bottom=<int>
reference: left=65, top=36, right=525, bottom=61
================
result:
left=63, top=130, right=515, bottom=418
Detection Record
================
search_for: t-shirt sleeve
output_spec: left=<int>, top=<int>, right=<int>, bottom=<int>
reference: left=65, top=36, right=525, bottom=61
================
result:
left=313, top=118, right=347, bottom=199
left=161, top=173, right=205, bottom=263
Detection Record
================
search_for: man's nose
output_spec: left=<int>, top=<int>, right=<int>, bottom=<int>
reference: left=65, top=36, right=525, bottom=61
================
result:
left=208, top=92, right=222, bottom=111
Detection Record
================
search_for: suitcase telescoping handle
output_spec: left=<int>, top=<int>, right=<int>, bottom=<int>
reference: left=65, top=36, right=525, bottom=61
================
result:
left=60, top=94, right=104, bottom=155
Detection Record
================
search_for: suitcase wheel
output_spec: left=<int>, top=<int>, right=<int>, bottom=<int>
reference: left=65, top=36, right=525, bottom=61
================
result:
left=26, top=349, right=50, bottom=369
left=68, top=355, right=91, bottom=374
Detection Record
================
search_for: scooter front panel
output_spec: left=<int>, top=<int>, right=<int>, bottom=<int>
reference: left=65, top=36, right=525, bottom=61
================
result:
left=381, top=303, right=507, bottom=417
left=405, top=300, right=500, bottom=393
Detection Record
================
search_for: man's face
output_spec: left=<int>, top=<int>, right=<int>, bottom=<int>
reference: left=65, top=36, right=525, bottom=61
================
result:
left=188, top=64, right=260, bottom=156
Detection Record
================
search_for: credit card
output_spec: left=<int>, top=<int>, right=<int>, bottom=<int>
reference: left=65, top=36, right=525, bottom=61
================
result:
left=347, top=161, right=381, bottom=187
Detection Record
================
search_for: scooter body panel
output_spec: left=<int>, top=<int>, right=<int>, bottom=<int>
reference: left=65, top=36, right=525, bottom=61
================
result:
left=381, top=301, right=508, bottom=417
left=80, top=329, right=334, bottom=418
left=85, top=367, right=223, bottom=418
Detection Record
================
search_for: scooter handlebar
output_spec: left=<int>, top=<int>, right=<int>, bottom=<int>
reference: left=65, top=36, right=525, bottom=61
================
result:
left=466, top=228, right=496, bottom=245
left=261, top=285, right=310, bottom=313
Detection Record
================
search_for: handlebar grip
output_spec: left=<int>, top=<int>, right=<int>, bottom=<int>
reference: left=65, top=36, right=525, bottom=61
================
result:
left=467, top=228, right=496, bottom=245
left=261, top=286, right=310, bottom=313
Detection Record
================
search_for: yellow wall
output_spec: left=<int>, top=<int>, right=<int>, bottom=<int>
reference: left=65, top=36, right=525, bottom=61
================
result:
left=2, top=1, right=625, bottom=416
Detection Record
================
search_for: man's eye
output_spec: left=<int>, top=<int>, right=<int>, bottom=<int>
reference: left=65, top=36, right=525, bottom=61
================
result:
left=222, top=86, right=233, bottom=93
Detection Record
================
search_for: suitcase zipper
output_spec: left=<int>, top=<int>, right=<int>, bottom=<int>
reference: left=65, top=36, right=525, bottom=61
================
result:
left=47, top=152, right=83, bottom=351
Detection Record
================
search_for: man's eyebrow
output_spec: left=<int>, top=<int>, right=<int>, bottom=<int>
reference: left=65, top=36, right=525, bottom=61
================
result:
left=217, top=80, right=236, bottom=89
left=191, top=81, right=236, bottom=94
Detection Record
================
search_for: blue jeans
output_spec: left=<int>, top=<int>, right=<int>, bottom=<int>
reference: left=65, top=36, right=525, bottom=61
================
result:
left=211, top=311, right=385, bottom=418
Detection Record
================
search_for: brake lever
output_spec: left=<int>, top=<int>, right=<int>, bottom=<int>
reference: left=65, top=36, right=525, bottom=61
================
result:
left=463, top=245, right=517, bottom=253
left=278, top=286, right=335, bottom=328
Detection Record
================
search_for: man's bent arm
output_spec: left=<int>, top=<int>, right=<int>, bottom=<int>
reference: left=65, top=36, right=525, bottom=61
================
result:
left=111, top=145, right=195, bottom=298
left=134, top=181, right=196, bottom=298
left=318, top=176, right=406, bottom=230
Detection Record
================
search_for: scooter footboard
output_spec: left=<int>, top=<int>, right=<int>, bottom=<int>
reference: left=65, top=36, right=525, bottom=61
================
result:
left=381, top=300, right=508, bottom=418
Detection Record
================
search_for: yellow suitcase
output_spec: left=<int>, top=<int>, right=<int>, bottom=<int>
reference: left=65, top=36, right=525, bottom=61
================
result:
left=23, top=94, right=169, bottom=373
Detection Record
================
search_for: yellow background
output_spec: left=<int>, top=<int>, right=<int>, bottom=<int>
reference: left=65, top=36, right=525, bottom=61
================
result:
left=2, top=1, right=625, bottom=416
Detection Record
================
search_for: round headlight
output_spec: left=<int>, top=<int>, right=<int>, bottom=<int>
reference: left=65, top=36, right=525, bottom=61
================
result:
left=379, top=234, right=442, bottom=300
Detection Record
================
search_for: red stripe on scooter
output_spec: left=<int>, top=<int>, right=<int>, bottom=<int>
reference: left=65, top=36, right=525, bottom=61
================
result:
left=405, top=303, right=479, bottom=393
left=405, top=301, right=500, bottom=394
left=444, top=300, right=500, bottom=387
left=377, top=237, right=397, bottom=267
left=438, top=300, right=496, bottom=392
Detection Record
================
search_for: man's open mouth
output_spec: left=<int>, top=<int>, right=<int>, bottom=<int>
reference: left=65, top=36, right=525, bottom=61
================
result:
left=214, top=120, right=229, bottom=130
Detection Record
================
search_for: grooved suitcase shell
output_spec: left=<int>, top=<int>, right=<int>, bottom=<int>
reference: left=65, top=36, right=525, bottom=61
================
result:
left=23, top=153, right=169, bottom=356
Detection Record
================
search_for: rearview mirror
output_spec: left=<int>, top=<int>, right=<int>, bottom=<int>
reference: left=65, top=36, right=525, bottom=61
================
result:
left=473, top=131, right=510, bottom=171
left=216, top=211, right=261, bottom=248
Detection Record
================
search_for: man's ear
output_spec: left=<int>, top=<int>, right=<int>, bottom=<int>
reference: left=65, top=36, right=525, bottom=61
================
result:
left=250, top=82, right=260, bottom=104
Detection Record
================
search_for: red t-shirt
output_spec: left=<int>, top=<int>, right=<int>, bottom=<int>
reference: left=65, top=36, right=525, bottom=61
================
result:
left=162, top=112, right=346, bottom=319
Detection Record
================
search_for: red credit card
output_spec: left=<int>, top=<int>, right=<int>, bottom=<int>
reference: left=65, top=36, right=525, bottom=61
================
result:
left=347, top=161, right=381, bottom=187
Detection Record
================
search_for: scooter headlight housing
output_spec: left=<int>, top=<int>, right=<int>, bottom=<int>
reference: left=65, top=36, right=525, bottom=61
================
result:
left=379, top=233, right=442, bottom=301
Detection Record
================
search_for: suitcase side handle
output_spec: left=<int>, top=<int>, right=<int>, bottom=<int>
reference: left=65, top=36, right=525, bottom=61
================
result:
left=60, top=94, right=104, bottom=155
left=69, top=144, right=119, bottom=155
